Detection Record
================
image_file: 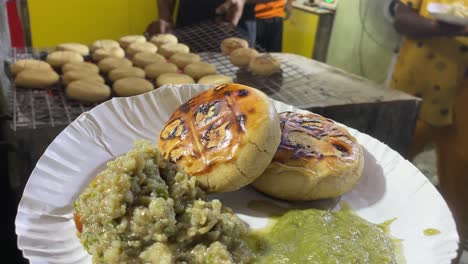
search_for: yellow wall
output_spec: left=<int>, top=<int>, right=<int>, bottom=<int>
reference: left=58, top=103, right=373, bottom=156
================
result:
left=282, top=8, right=319, bottom=58
left=28, top=0, right=158, bottom=47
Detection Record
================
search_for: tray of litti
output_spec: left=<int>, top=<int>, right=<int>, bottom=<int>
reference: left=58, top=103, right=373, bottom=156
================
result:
left=6, top=32, right=282, bottom=108
left=15, top=83, right=458, bottom=264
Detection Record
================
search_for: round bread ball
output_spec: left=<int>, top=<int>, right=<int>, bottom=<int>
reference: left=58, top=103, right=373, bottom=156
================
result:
left=113, top=77, right=154, bottom=96
left=10, top=59, right=51, bottom=75
left=158, top=83, right=281, bottom=193
left=119, top=35, right=146, bottom=49
left=63, top=70, right=104, bottom=86
left=252, top=112, right=365, bottom=201
left=62, top=61, right=99, bottom=74
left=47, top=51, right=83, bottom=68
left=108, top=66, right=145, bottom=82
left=98, top=57, right=133, bottom=73
left=126, top=42, right=158, bottom=57
left=220, top=37, right=249, bottom=55
left=132, top=52, right=166, bottom=68
left=198, top=74, right=233, bottom=85
left=150, top=33, right=178, bottom=47
left=159, top=43, right=190, bottom=58
left=156, top=73, right=195, bottom=87
left=144, top=61, right=178, bottom=79
left=92, top=47, right=125, bottom=61
left=248, top=54, right=281, bottom=76
left=184, top=62, right=216, bottom=80
left=15, top=69, right=59, bottom=89
left=170, top=53, right=201, bottom=69
left=90, top=39, right=120, bottom=52
left=56, top=43, right=89, bottom=56
left=229, top=48, right=258, bottom=67
left=66, top=80, right=111, bottom=103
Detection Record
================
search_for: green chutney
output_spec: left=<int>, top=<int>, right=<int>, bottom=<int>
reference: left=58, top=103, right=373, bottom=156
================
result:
left=250, top=208, right=397, bottom=264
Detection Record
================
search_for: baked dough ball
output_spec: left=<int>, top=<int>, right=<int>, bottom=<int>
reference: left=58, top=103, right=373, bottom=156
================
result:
left=98, top=57, right=132, bottom=73
left=47, top=51, right=83, bottom=68
left=156, top=73, right=195, bottom=87
left=252, top=112, right=364, bottom=201
left=159, top=43, right=190, bottom=58
left=92, top=47, right=125, bottom=61
left=62, top=70, right=105, bottom=86
left=108, top=66, right=145, bottom=82
left=132, top=52, right=165, bottom=68
left=198, top=75, right=233, bottom=85
left=62, top=61, right=99, bottom=74
left=56, top=43, right=89, bottom=56
left=126, top=42, right=157, bottom=57
left=66, top=80, right=111, bottom=103
left=144, top=61, right=178, bottom=79
left=248, top=54, right=281, bottom=76
left=90, top=39, right=120, bottom=52
left=220, top=37, right=249, bottom=55
left=150, top=33, right=178, bottom=47
left=184, top=62, right=216, bottom=80
left=158, top=83, right=281, bottom=193
left=15, top=69, right=59, bottom=89
left=113, top=77, right=154, bottom=96
left=119, top=35, right=146, bottom=49
left=10, top=59, right=51, bottom=75
left=170, top=53, right=201, bottom=69
left=230, top=48, right=258, bottom=67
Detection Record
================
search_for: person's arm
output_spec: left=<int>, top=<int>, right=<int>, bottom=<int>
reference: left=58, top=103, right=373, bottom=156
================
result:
left=394, top=1, right=466, bottom=38
left=215, top=0, right=277, bottom=26
left=145, top=0, right=175, bottom=36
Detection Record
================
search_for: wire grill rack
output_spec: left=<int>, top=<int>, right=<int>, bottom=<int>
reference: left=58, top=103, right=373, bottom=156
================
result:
left=5, top=20, right=314, bottom=131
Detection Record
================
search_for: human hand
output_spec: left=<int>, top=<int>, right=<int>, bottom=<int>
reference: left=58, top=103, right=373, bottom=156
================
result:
left=436, top=21, right=467, bottom=37
left=284, top=0, right=293, bottom=20
left=145, top=19, right=173, bottom=37
left=216, top=0, right=247, bottom=27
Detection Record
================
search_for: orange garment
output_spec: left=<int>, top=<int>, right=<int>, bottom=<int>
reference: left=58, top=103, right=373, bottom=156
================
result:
left=255, top=0, right=285, bottom=19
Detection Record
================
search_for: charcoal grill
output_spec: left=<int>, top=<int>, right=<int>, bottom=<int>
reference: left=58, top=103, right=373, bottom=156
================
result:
left=3, top=20, right=315, bottom=201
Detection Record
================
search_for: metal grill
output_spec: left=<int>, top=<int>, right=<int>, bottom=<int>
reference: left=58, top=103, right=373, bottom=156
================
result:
left=5, top=20, right=314, bottom=131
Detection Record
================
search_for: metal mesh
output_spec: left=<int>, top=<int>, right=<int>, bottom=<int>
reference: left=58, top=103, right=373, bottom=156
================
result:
left=5, top=20, right=314, bottom=131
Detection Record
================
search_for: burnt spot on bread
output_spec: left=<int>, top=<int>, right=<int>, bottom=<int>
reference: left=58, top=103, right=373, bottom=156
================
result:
left=195, top=101, right=220, bottom=126
left=179, top=101, right=191, bottom=113
left=202, top=121, right=231, bottom=149
left=224, top=91, right=232, bottom=96
left=237, top=89, right=249, bottom=97
left=160, top=118, right=185, bottom=140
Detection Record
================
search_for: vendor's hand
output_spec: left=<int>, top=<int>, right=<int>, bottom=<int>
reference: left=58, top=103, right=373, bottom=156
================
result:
left=436, top=21, right=467, bottom=37
left=216, top=0, right=247, bottom=27
left=145, top=19, right=172, bottom=37
left=285, top=0, right=293, bottom=20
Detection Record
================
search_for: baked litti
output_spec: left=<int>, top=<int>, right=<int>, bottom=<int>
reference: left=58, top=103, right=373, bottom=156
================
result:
left=66, top=80, right=111, bottom=103
left=170, top=53, right=201, bottom=68
left=184, top=62, right=216, bottom=80
left=126, top=42, right=158, bottom=57
left=90, top=39, right=120, bottom=52
left=248, top=54, right=281, bottom=76
left=158, top=83, right=281, bottom=193
left=229, top=48, right=258, bottom=67
left=62, top=62, right=99, bottom=74
left=92, top=47, right=125, bottom=61
left=119, top=35, right=146, bottom=49
left=10, top=59, right=51, bottom=75
left=56, top=43, right=90, bottom=56
left=15, top=69, right=59, bottom=89
left=150, top=33, right=178, bottom=47
left=62, top=70, right=104, bottom=86
left=144, top=62, right=178, bottom=79
left=47, top=51, right=83, bottom=68
left=98, top=57, right=133, bottom=73
left=113, top=77, right=154, bottom=97
left=197, top=74, right=233, bottom=85
left=159, top=43, right=190, bottom=58
left=220, top=37, right=249, bottom=55
left=132, top=52, right=165, bottom=68
left=108, top=66, right=145, bottom=82
left=156, top=73, right=195, bottom=87
left=252, top=112, right=364, bottom=201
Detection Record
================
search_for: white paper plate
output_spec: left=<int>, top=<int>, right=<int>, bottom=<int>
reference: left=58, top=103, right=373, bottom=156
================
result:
left=428, top=3, right=468, bottom=26
left=15, top=84, right=459, bottom=264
